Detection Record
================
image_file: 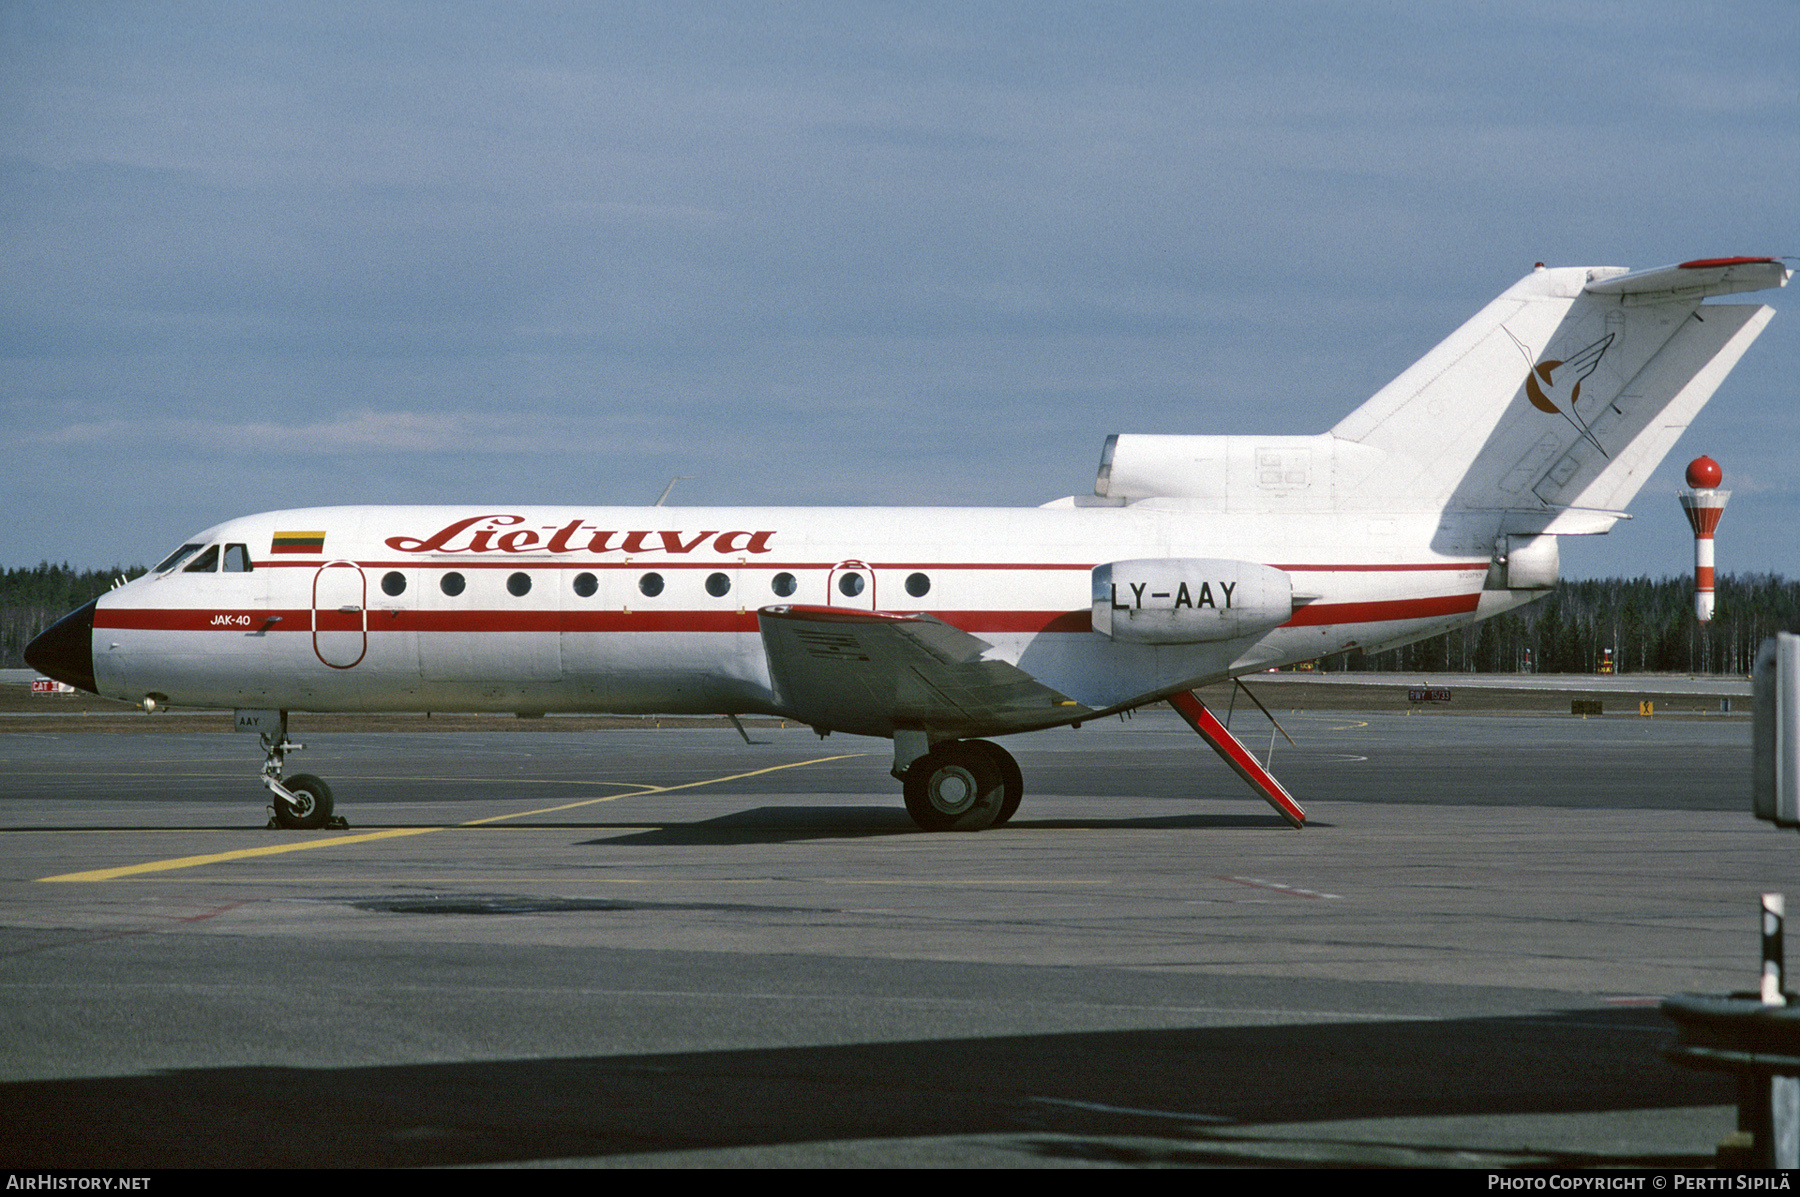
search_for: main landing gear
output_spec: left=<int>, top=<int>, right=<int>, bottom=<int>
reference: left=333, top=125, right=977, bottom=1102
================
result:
left=248, top=710, right=348, bottom=830
left=890, top=688, right=1307, bottom=834
left=899, top=738, right=1023, bottom=832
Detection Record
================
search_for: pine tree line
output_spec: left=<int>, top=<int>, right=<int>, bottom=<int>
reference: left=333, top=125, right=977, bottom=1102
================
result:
left=1327, top=574, right=1800, bottom=675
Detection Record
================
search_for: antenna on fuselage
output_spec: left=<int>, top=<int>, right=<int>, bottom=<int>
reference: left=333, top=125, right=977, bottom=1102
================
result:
left=654, top=476, right=695, bottom=507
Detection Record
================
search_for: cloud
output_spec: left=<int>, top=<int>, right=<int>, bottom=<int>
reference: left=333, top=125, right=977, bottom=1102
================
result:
left=0, top=3, right=1794, bottom=575
left=27, top=409, right=585, bottom=457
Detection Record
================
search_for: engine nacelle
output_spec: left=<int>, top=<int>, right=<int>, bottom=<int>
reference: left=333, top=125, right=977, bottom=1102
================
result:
left=1492, top=534, right=1559, bottom=590
left=1091, top=559, right=1295, bottom=644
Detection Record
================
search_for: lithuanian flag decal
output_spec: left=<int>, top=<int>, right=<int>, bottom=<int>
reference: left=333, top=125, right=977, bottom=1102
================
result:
left=270, top=531, right=327, bottom=555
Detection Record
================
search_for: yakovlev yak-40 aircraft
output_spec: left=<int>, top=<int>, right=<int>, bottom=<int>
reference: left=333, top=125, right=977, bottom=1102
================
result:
left=26, top=257, right=1791, bottom=831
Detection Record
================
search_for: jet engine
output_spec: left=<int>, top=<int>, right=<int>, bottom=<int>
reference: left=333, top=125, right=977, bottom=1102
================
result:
left=1092, top=559, right=1295, bottom=644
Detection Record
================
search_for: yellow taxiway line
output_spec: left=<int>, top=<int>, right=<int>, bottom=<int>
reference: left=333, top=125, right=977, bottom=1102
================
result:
left=37, top=754, right=864, bottom=883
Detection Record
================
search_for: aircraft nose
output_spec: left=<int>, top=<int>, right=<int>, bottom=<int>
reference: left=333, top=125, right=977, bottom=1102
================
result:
left=25, top=599, right=99, bottom=694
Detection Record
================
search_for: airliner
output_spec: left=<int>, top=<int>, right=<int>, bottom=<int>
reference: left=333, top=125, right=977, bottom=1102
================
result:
left=26, top=257, right=1789, bottom=832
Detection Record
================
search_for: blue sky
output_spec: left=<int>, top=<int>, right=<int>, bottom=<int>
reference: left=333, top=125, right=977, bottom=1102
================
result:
left=3, top=2, right=1794, bottom=578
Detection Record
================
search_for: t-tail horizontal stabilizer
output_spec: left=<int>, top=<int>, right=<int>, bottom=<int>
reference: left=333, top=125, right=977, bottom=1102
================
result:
left=1168, top=691, right=1306, bottom=829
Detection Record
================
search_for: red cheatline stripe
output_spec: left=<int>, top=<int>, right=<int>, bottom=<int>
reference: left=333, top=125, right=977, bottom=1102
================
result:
left=254, top=559, right=1098, bottom=571
left=90, top=608, right=757, bottom=634
left=91, top=607, right=1095, bottom=635
left=253, top=557, right=1491, bottom=573
left=95, top=610, right=306, bottom=631
left=1283, top=591, right=1479, bottom=627
left=1168, top=691, right=1305, bottom=828
left=1272, top=562, right=1486, bottom=572
left=94, top=595, right=1473, bottom=635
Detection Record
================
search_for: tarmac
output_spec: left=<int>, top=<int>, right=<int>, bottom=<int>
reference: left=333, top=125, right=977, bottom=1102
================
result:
left=0, top=685, right=1789, bottom=1168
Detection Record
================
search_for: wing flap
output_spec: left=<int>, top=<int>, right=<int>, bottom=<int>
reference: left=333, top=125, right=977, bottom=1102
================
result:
left=758, top=605, right=1086, bottom=738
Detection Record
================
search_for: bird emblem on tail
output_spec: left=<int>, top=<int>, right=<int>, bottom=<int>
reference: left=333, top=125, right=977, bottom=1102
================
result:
left=1525, top=332, right=1615, bottom=456
left=1525, top=333, right=1613, bottom=415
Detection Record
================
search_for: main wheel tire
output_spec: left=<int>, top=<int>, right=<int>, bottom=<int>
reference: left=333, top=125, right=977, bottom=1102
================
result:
left=902, top=743, right=1005, bottom=832
left=962, top=739, right=1024, bottom=826
left=274, top=773, right=335, bottom=830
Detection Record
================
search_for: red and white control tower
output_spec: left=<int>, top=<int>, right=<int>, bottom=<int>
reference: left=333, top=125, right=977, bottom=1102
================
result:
left=1678, top=455, right=1729, bottom=623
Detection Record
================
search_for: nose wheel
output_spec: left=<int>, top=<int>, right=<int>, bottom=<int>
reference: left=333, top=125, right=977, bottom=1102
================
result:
left=250, top=710, right=348, bottom=830
left=271, top=772, right=336, bottom=830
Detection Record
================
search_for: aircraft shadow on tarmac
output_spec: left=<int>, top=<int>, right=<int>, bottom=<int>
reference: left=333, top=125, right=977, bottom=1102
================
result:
left=0, top=1008, right=1728, bottom=1169
left=584, top=807, right=1302, bottom=846
left=0, top=812, right=1304, bottom=839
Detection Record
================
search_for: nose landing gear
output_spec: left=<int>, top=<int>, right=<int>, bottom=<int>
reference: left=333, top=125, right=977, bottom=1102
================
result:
left=270, top=771, right=337, bottom=830
left=240, top=709, right=348, bottom=830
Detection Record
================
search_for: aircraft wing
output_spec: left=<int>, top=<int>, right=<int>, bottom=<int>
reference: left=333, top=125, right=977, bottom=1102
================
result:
left=757, top=605, right=1088, bottom=739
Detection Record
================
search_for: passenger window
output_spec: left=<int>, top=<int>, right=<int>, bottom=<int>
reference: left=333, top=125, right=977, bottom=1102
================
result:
left=905, top=572, right=930, bottom=597
left=838, top=572, right=864, bottom=597
left=638, top=572, right=664, bottom=597
left=440, top=572, right=466, bottom=597
left=183, top=545, right=220, bottom=573
left=223, top=544, right=254, bottom=573
left=771, top=572, right=797, bottom=597
left=573, top=573, right=598, bottom=598
left=507, top=572, right=531, bottom=597
left=381, top=571, right=406, bottom=596
left=155, top=543, right=202, bottom=573
left=705, top=572, right=731, bottom=597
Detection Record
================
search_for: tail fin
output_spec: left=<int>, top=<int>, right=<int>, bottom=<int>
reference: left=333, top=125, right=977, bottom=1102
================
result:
left=1330, top=258, right=1787, bottom=520
left=1088, top=259, right=1785, bottom=525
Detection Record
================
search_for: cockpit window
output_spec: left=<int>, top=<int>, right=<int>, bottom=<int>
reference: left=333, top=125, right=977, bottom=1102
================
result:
left=155, top=544, right=203, bottom=573
left=183, top=545, right=220, bottom=573
left=223, top=544, right=253, bottom=573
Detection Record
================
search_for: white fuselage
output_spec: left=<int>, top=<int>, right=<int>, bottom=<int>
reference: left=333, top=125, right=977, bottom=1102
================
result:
left=92, top=501, right=1531, bottom=728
